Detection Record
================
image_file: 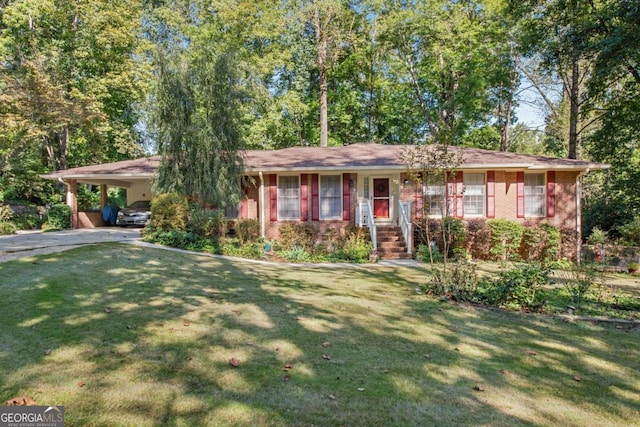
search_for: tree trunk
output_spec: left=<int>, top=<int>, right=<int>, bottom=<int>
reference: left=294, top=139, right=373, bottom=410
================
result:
left=568, top=59, right=580, bottom=159
left=319, top=53, right=328, bottom=147
left=58, top=126, right=69, bottom=170
left=315, top=8, right=329, bottom=147
left=500, top=103, right=511, bottom=152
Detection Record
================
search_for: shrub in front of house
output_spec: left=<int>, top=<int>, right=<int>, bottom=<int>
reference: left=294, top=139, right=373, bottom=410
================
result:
left=330, top=227, right=372, bottom=262
left=144, top=229, right=202, bottom=250
left=519, top=223, right=546, bottom=261
left=427, top=260, right=479, bottom=301
left=236, top=218, right=260, bottom=244
left=466, top=219, right=491, bottom=260
left=540, top=223, right=561, bottom=261
left=488, top=219, right=524, bottom=262
left=477, top=262, right=550, bottom=311
left=278, top=223, right=319, bottom=251
left=188, top=206, right=227, bottom=239
left=518, top=223, right=561, bottom=262
left=150, top=193, right=189, bottom=231
left=221, top=239, right=264, bottom=259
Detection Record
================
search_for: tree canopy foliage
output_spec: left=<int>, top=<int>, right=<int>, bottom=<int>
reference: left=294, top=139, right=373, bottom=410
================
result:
left=1, top=0, right=639, bottom=237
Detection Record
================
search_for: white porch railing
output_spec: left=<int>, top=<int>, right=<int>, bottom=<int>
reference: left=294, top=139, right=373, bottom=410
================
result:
left=356, top=199, right=377, bottom=250
left=398, top=200, right=412, bottom=255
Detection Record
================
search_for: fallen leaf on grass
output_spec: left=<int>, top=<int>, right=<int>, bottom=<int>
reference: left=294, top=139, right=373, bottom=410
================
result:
left=473, top=384, right=485, bottom=392
left=231, top=310, right=242, bottom=315
left=357, top=388, right=365, bottom=392
left=424, top=354, right=431, bottom=359
left=322, top=354, right=331, bottom=360
left=322, top=341, right=331, bottom=348
left=275, top=346, right=281, bottom=352
left=77, top=381, right=85, bottom=388
left=284, top=364, right=293, bottom=371
left=229, top=357, right=241, bottom=368
left=44, top=349, right=52, bottom=356
left=6, top=396, right=35, bottom=406
left=526, top=350, right=538, bottom=356
left=500, top=369, right=509, bottom=375
left=104, top=308, right=112, bottom=314
left=328, top=394, right=336, bottom=400
left=183, top=321, right=190, bottom=327
left=574, top=375, right=582, bottom=382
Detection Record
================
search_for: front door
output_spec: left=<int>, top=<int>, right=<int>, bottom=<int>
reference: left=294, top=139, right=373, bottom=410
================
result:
left=373, top=178, right=390, bottom=218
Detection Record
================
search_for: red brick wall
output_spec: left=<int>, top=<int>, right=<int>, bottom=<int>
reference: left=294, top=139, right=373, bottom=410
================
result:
left=399, top=170, right=580, bottom=230
left=261, top=170, right=580, bottom=242
left=263, top=173, right=356, bottom=241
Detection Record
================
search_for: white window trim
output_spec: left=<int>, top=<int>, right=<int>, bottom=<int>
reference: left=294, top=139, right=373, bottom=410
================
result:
left=319, top=174, right=342, bottom=221
left=524, top=173, right=546, bottom=218
left=423, top=184, right=446, bottom=218
left=277, top=175, right=300, bottom=221
left=463, top=172, right=486, bottom=218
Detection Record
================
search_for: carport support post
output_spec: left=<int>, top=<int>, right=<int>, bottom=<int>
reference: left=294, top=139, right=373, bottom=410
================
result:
left=66, top=179, right=78, bottom=229
left=100, top=185, right=108, bottom=209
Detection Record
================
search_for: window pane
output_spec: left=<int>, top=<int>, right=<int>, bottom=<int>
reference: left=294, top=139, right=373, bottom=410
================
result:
left=525, top=173, right=545, bottom=216
left=425, top=185, right=445, bottom=216
left=278, top=176, right=299, bottom=220
left=320, top=175, right=342, bottom=219
left=464, top=173, right=485, bottom=216
left=225, top=204, right=239, bottom=219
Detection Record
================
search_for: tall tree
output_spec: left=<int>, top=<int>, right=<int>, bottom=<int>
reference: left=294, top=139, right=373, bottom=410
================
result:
left=301, top=0, right=361, bottom=147
left=372, top=0, right=514, bottom=145
left=0, top=0, right=145, bottom=200
left=509, top=0, right=596, bottom=159
left=148, top=1, right=246, bottom=208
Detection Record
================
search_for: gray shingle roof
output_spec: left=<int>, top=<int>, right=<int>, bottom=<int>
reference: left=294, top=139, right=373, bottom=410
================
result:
left=43, top=143, right=608, bottom=181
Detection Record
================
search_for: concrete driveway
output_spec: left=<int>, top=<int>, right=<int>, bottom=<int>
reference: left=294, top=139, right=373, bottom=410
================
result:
left=0, top=228, right=142, bottom=263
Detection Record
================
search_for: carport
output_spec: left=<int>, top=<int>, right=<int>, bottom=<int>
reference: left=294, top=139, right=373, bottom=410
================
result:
left=41, top=157, right=159, bottom=229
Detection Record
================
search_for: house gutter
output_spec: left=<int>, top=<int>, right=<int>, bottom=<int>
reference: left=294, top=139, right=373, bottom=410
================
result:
left=259, top=171, right=266, bottom=239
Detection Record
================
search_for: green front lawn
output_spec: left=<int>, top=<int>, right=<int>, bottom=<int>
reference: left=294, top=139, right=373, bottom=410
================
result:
left=1, top=244, right=639, bottom=426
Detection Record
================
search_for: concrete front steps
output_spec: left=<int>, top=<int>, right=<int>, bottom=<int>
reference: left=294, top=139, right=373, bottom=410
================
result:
left=376, top=225, right=412, bottom=260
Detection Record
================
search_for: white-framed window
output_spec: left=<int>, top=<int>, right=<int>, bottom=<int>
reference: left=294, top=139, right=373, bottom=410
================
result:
left=225, top=204, right=240, bottom=219
left=525, top=173, right=546, bottom=217
left=320, top=175, right=342, bottom=220
left=363, top=177, right=370, bottom=200
left=425, top=184, right=445, bottom=216
left=464, top=173, right=485, bottom=217
left=278, top=175, right=299, bottom=220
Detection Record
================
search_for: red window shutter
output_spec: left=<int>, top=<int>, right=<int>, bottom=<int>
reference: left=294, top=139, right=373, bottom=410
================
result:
left=300, top=174, right=309, bottom=221
left=487, top=171, right=495, bottom=218
left=311, top=174, right=319, bottom=221
left=456, top=172, right=464, bottom=218
left=342, top=173, right=351, bottom=221
left=516, top=172, right=525, bottom=218
left=415, top=172, right=424, bottom=219
left=240, top=199, right=248, bottom=218
left=446, top=172, right=464, bottom=218
left=269, top=174, right=278, bottom=221
left=547, top=171, right=556, bottom=218
left=446, top=172, right=456, bottom=217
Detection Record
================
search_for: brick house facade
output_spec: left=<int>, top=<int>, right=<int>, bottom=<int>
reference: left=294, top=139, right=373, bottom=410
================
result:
left=43, top=143, right=607, bottom=257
